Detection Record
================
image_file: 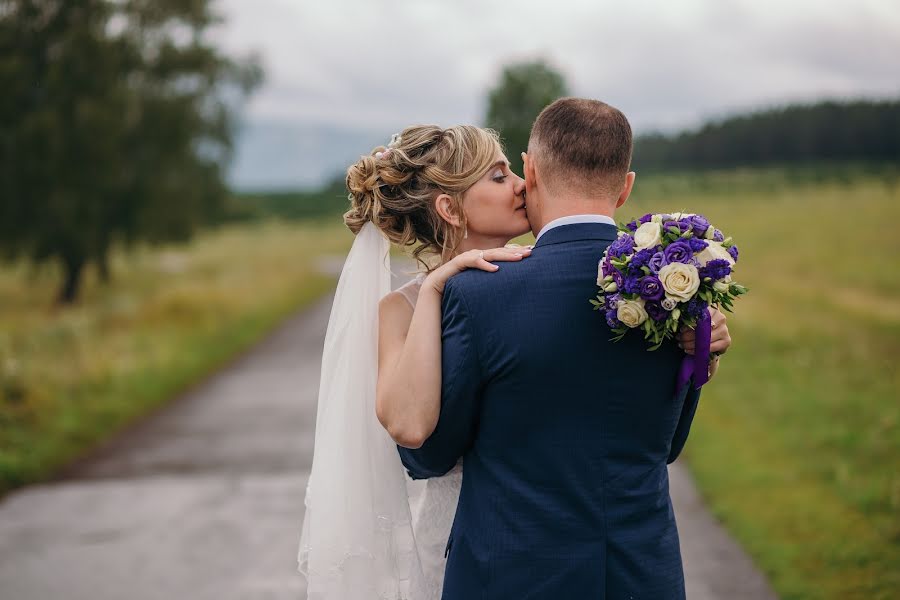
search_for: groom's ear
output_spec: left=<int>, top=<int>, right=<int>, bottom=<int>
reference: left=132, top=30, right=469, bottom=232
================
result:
left=615, top=171, right=636, bottom=209
left=434, top=193, right=462, bottom=227
left=522, top=152, right=536, bottom=192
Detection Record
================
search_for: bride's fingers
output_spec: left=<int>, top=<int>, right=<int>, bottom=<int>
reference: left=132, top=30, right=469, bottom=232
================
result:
left=481, top=248, right=531, bottom=263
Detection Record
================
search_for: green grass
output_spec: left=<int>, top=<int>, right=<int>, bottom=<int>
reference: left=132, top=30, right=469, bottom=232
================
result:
left=627, top=168, right=900, bottom=599
left=0, top=219, right=352, bottom=494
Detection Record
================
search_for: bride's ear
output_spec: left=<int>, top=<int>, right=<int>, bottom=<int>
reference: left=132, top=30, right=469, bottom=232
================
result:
left=434, top=193, right=462, bottom=227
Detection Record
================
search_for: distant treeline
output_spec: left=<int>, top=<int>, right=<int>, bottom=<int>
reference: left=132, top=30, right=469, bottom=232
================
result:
left=633, top=99, right=900, bottom=170
left=226, top=179, right=349, bottom=222
left=229, top=98, right=900, bottom=222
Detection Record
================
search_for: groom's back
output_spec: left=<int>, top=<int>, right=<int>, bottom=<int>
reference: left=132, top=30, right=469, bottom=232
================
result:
left=442, top=223, right=694, bottom=598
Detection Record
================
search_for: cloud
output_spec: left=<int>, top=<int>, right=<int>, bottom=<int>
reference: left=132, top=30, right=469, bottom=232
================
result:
left=213, top=0, right=900, bottom=188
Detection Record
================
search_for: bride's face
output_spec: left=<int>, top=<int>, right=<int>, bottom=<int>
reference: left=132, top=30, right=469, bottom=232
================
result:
left=461, top=153, right=530, bottom=241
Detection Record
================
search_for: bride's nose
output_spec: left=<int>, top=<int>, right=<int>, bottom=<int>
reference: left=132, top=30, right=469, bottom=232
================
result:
left=513, top=175, right=525, bottom=197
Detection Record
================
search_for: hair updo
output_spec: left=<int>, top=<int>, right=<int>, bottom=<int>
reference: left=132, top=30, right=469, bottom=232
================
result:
left=344, top=124, right=503, bottom=270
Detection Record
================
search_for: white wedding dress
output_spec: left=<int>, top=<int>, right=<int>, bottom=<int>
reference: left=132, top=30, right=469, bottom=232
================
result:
left=397, top=276, right=464, bottom=599
left=298, top=223, right=461, bottom=600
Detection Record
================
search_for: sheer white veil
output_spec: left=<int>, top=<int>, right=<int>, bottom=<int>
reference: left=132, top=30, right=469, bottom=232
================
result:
left=298, top=222, right=426, bottom=599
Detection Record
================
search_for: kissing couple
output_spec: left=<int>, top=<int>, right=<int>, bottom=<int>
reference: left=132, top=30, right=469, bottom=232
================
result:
left=299, top=98, right=734, bottom=599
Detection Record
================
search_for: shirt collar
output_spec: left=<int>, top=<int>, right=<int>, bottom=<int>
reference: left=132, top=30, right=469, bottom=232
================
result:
left=535, top=214, right=617, bottom=242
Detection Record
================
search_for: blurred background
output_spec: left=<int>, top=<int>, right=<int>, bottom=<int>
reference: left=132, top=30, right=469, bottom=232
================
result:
left=0, top=1, right=898, bottom=599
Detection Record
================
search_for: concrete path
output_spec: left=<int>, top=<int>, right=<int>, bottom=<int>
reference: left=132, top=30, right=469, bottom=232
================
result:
left=0, top=271, right=777, bottom=600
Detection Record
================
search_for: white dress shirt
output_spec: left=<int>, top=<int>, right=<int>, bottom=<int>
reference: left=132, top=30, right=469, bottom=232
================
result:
left=535, top=214, right=617, bottom=243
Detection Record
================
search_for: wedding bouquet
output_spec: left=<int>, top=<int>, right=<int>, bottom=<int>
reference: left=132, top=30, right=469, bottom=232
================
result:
left=591, top=212, right=748, bottom=358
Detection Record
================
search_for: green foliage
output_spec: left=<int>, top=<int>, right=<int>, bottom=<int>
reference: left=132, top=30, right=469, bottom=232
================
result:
left=633, top=99, right=900, bottom=171
left=485, top=60, right=569, bottom=175
left=0, top=0, right=262, bottom=303
left=224, top=177, right=350, bottom=223
left=0, top=220, right=352, bottom=494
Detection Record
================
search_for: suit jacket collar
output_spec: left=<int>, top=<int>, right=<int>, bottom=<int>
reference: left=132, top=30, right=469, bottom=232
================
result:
left=533, top=222, right=619, bottom=249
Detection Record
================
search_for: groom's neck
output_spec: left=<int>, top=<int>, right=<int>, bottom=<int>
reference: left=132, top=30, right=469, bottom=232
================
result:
left=532, top=196, right=617, bottom=234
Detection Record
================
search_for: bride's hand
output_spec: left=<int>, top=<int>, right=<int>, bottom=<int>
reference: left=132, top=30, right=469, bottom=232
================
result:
left=677, top=306, right=731, bottom=356
left=425, top=246, right=532, bottom=295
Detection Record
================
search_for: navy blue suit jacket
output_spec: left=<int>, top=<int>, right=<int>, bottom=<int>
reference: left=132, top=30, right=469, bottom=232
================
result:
left=399, top=222, right=701, bottom=599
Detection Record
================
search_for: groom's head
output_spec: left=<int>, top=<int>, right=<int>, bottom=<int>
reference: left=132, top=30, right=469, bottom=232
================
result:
left=522, top=98, right=636, bottom=234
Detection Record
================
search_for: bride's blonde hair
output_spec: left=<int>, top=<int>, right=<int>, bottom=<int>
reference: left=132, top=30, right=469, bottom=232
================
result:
left=345, top=125, right=503, bottom=270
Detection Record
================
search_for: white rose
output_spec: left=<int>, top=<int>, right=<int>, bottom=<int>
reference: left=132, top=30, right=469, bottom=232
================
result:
left=704, top=226, right=716, bottom=240
left=616, top=298, right=648, bottom=328
left=634, top=222, right=662, bottom=250
left=597, top=262, right=605, bottom=286
left=658, top=263, right=701, bottom=302
left=696, top=241, right=735, bottom=267
left=651, top=214, right=664, bottom=224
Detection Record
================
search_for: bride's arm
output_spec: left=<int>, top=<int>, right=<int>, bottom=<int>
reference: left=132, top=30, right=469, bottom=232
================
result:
left=376, top=247, right=530, bottom=449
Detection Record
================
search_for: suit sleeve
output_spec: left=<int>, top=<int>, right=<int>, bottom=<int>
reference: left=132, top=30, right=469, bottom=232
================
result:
left=667, top=384, right=701, bottom=464
left=398, top=278, right=483, bottom=479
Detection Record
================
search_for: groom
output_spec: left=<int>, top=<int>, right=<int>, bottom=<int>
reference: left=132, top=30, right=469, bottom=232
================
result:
left=400, top=98, right=704, bottom=598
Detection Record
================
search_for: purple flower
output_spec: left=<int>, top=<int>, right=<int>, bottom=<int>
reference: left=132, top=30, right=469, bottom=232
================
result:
left=639, top=276, right=664, bottom=301
left=664, top=220, right=691, bottom=235
left=638, top=213, right=654, bottom=224
left=713, top=229, right=725, bottom=242
left=625, top=221, right=639, bottom=232
left=645, top=301, right=668, bottom=322
left=600, top=256, right=614, bottom=277
left=607, top=234, right=635, bottom=258
left=612, top=269, right=624, bottom=289
left=605, top=309, right=620, bottom=328
left=728, top=245, right=739, bottom=262
left=699, top=258, right=732, bottom=281
left=687, top=215, right=711, bottom=237
left=685, top=298, right=708, bottom=319
left=606, top=293, right=622, bottom=311
left=630, top=248, right=656, bottom=270
left=664, top=241, right=693, bottom=264
left=647, top=251, right=667, bottom=273
left=623, top=274, right=642, bottom=295
left=688, top=238, right=709, bottom=252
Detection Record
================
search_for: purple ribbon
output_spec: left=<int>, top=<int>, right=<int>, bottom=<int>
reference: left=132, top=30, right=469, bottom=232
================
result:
left=676, top=309, right=711, bottom=393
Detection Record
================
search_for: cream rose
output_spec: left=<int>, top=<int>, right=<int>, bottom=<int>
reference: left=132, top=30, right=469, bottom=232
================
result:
left=616, top=298, right=648, bottom=328
left=658, top=263, right=701, bottom=302
left=696, top=241, right=735, bottom=267
left=634, top=222, right=662, bottom=250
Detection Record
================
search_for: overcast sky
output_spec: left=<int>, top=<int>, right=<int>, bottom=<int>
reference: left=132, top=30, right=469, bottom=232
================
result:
left=213, top=0, right=900, bottom=190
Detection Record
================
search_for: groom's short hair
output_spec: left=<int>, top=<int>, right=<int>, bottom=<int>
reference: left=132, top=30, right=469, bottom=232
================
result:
left=529, top=98, right=632, bottom=195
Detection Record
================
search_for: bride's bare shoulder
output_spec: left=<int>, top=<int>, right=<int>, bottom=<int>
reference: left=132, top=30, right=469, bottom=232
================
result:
left=379, top=290, right=414, bottom=332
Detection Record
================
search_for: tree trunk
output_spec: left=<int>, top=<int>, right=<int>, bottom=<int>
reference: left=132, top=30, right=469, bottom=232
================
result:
left=97, top=251, right=111, bottom=284
left=57, top=254, right=86, bottom=305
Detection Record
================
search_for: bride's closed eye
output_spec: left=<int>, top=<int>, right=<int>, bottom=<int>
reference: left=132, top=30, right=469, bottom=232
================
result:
left=491, top=169, right=508, bottom=183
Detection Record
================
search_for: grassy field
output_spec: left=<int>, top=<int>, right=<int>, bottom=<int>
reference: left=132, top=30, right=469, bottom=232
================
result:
left=1, top=167, right=897, bottom=598
left=0, top=219, right=352, bottom=494
left=626, top=168, right=900, bottom=599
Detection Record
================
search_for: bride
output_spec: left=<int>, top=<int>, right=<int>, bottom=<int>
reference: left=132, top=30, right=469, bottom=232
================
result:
left=298, top=124, right=729, bottom=599
left=298, top=124, right=532, bottom=600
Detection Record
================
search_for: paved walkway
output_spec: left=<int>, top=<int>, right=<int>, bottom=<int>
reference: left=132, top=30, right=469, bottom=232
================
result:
left=0, top=274, right=776, bottom=599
